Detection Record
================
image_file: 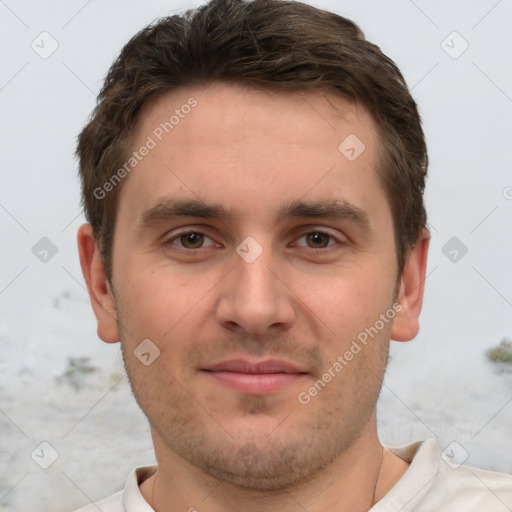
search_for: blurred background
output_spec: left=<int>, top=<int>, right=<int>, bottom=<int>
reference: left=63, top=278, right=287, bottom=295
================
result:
left=1, top=0, right=511, bottom=510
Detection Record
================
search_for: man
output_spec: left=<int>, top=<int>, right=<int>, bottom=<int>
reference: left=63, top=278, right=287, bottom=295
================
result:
left=74, top=0, right=512, bottom=510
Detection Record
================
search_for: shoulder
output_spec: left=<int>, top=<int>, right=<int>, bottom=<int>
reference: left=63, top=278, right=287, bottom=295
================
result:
left=67, top=465, right=156, bottom=512
left=69, top=490, right=124, bottom=512
left=380, top=439, right=512, bottom=511
left=434, top=458, right=512, bottom=507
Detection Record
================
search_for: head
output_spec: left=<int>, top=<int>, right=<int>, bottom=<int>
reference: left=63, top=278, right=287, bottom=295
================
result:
left=77, top=0, right=429, bottom=493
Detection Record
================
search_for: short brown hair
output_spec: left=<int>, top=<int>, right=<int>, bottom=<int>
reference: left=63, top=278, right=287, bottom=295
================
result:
left=76, top=0, right=428, bottom=282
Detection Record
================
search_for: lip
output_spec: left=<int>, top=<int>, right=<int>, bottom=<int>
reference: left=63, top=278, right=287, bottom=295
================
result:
left=201, top=358, right=309, bottom=395
left=205, top=358, right=307, bottom=374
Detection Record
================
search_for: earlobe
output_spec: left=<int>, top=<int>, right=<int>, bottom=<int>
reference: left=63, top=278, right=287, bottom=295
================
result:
left=391, top=228, right=430, bottom=342
left=77, top=223, right=120, bottom=343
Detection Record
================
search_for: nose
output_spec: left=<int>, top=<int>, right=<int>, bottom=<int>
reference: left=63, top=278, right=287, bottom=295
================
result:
left=215, top=244, right=296, bottom=336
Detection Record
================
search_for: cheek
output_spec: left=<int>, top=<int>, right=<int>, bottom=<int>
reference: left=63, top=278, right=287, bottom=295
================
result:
left=115, top=263, right=217, bottom=354
left=114, top=254, right=195, bottom=351
left=306, top=268, right=394, bottom=335
left=114, top=273, right=171, bottom=346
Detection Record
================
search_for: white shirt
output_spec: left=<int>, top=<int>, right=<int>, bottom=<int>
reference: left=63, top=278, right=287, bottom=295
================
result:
left=71, top=439, right=512, bottom=511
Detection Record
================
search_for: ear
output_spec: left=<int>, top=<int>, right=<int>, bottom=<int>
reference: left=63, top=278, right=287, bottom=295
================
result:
left=391, top=228, right=430, bottom=342
left=77, top=223, right=120, bottom=343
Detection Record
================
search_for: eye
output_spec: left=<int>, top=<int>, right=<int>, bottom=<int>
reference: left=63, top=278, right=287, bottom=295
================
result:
left=166, top=231, right=217, bottom=250
left=294, top=231, right=338, bottom=249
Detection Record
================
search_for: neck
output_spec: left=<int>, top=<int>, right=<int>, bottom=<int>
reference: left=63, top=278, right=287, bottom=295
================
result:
left=140, top=417, right=409, bottom=512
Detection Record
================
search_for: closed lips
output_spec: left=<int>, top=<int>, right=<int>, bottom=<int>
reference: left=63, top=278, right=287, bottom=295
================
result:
left=203, top=358, right=308, bottom=374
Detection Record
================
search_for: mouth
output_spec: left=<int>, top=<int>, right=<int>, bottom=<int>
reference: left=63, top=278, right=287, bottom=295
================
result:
left=201, top=358, right=309, bottom=395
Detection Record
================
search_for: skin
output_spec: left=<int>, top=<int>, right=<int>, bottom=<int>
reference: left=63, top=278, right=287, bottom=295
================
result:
left=78, top=81, right=429, bottom=512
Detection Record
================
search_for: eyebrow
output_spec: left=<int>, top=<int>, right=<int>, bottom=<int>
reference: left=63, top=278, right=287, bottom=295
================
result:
left=276, top=198, right=370, bottom=228
left=139, top=197, right=370, bottom=230
left=140, top=198, right=233, bottom=227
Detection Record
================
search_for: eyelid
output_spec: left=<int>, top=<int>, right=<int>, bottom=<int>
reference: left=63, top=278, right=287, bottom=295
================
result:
left=164, top=227, right=220, bottom=249
left=162, top=226, right=346, bottom=251
left=291, top=228, right=344, bottom=250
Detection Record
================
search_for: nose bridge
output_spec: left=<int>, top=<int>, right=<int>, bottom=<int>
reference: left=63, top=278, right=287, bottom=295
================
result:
left=215, top=237, right=295, bottom=334
left=236, top=246, right=276, bottom=299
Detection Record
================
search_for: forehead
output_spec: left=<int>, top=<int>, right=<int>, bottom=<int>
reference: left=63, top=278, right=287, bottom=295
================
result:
left=137, top=81, right=377, bottom=154
left=119, top=81, right=385, bottom=225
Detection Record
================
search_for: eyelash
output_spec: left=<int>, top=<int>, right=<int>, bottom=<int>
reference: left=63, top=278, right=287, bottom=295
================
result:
left=164, top=229, right=342, bottom=253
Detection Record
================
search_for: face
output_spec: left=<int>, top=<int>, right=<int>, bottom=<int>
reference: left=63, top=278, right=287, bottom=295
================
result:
left=80, top=81, right=427, bottom=491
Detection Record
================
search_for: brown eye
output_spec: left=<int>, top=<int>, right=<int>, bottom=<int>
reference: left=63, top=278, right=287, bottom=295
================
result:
left=178, top=232, right=205, bottom=249
left=305, top=232, right=332, bottom=248
left=165, top=231, right=218, bottom=250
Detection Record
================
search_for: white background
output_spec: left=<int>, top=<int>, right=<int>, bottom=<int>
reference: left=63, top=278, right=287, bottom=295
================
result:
left=1, top=1, right=511, bottom=510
